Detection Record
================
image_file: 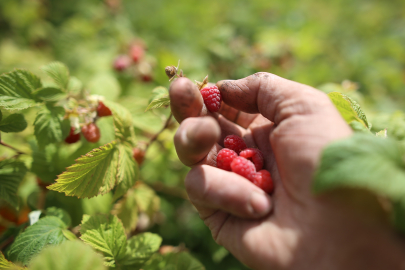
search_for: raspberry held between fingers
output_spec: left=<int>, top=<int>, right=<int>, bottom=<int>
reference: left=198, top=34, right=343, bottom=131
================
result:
left=240, top=148, right=264, bottom=171
left=231, top=157, right=256, bottom=181
left=253, top=170, right=274, bottom=194
left=224, top=135, right=247, bottom=154
left=217, top=148, right=238, bottom=171
left=200, top=85, right=222, bottom=112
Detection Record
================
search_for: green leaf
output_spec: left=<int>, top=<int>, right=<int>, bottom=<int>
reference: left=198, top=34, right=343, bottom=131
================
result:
left=143, top=252, right=205, bottom=270
left=112, top=144, right=138, bottom=200
left=0, top=252, right=26, bottom=270
left=0, top=70, right=42, bottom=110
left=34, top=106, right=69, bottom=148
left=0, top=110, right=2, bottom=122
left=82, top=193, right=113, bottom=216
left=45, top=207, right=72, bottom=228
left=62, top=230, right=77, bottom=240
left=313, top=134, right=405, bottom=201
left=121, top=233, right=162, bottom=268
left=0, top=160, right=28, bottom=209
left=29, top=240, right=106, bottom=270
left=80, top=214, right=127, bottom=267
left=34, top=87, right=67, bottom=102
left=376, top=129, right=387, bottom=138
left=30, top=142, right=60, bottom=183
left=111, top=188, right=138, bottom=234
left=41, top=62, right=70, bottom=90
left=0, top=114, right=27, bottom=133
left=48, top=141, right=135, bottom=199
left=87, top=73, right=121, bottom=101
left=8, top=216, right=70, bottom=266
left=145, top=87, right=170, bottom=112
left=66, top=77, right=83, bottom=95
left=342, top=95, right=371, bottom=129
left=328, top=92, right=369, bottom=131
left=134, top=183, right=160, bottom=216
left=103, top=100, right=136, bottom=144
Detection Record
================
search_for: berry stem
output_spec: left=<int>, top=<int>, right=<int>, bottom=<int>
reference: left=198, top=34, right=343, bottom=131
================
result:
left=144, top=112, right=173, bottom=152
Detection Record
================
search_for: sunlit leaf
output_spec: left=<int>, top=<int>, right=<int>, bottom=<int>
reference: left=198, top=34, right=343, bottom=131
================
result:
left=121, top=233, right=162, bottom=268
left=48, top=142, right=121, bottom=198
left=112, top=144, right=138, bottom=200
left=145, top=87, right=170, bottom=112
left=103, top=100, right=136, bottom=144
left=80, top=214, right=127, bottom=267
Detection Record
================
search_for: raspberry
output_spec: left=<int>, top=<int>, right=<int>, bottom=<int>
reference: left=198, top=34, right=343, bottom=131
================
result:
left=81, top=123, right=101, bottom=143
left=113, top=55, right=131, bottom=71
left=65, top=127, right=81, bottom=144
left=132, top=147, right=145, bottom=165
left=200, top=85, right=222, bottom=112
left=239, top=148, right=264, bottom=171
left=141, top=74, right=153, bottom=82
left=97, top=101, right=112, bottom=117
left=224, top=135, right=247, bottom=154
left=252, top=170, right=274, bottom=194
left=216, top=148, right=238, bottom=171
left=230, top=157, right=256, bottom=181
left=130, top=45, right=145, bottom=62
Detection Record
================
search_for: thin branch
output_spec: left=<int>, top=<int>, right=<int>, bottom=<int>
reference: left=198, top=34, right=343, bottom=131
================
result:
left=144, top=113, right=173, bottom=152
left=0, top=141, right=26, bottom=156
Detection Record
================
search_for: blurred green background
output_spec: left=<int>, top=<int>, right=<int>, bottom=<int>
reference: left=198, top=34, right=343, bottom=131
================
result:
left=0, top=0, right=404, bottom=269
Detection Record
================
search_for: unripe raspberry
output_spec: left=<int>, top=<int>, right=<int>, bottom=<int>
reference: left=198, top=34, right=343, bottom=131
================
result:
left=230, top=157, right=256, bottom=181
left=216, top=148, right=238, bottom=171
left=252, top=170, right=274, bottom=194
left=224, top=135, right=247, bottom=154
left=113, top=55, right=131, bottom=71
left=239, top=148, right=264, bottom=171
left=200, top=85, right=222, bottom=112
left=65, top=127, right=81, bottom=144
left=81, top=123, right=100, bottom=143
left=130, top=45, right=145, bottom=63
left=97, top=101, right=112, bottom=117
left=132, top=147, right=145, bottom=165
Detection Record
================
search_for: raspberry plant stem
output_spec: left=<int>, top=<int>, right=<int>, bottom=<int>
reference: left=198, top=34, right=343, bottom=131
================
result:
left=145, top=112, right=173, bottom=152
left=0, top=141, right=26, bottom=156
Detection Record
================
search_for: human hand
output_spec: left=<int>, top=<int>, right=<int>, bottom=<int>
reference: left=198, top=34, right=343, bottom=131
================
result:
left=170, top=73, right=405, bottom=270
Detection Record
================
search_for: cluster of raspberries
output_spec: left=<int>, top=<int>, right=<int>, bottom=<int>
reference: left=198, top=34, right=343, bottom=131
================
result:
left=216, top=135, right=274, bottom=193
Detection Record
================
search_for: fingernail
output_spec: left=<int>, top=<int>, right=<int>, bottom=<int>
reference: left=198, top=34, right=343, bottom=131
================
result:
left=249, top=191, right=272, bottom=217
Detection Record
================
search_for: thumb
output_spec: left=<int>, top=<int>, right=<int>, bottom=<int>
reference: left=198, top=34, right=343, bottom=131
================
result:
left=217, top=72, right=333, bottom=125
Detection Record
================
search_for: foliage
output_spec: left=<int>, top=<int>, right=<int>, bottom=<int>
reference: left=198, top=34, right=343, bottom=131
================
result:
left=0, top=0, right=404, bottom=269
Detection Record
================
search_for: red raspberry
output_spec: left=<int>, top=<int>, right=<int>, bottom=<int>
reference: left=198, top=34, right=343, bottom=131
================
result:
left=65, top=127, right=81, bottom=144
left=239, top=148, right=264, bottom=171
left=130, top=45, right=145, bottom=63
left=113, top=55, right=131, bottom=71
left=200, top=86, right=222, bottom=112
left=97, top=101, right=112, bottom=117
left=252, top=170, right=274, bottom=194
left=216, top=148, right=238, bottom=171
left=230, top=157, right=256, bottom=181
left=224, top=135, right=247, bottom=154
left=141, top=74, right=153, bottom=82
left=81, top=123, right=101, bottom=143
left=132, top=147, right=145, bottom=165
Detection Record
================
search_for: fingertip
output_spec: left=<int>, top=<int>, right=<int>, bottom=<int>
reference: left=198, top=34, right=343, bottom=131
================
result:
left=174, top=117, right=220, bottom=166
left=169, top=77, right=203, bottom=123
